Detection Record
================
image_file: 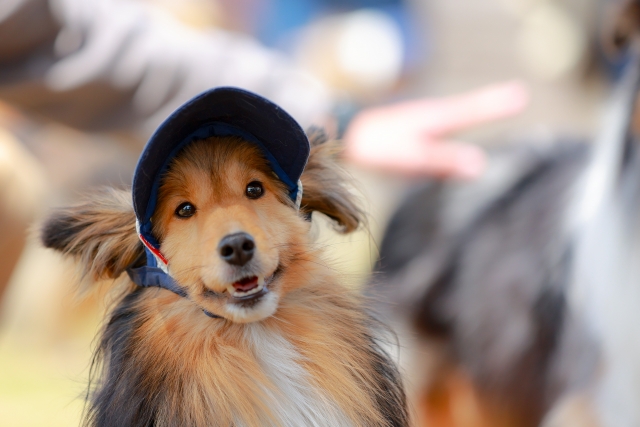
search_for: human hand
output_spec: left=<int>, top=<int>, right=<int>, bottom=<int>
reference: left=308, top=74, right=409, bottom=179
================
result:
left=343, top=81, right=529, bottom=179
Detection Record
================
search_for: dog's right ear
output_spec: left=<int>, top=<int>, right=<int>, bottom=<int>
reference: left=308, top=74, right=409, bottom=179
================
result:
left=300, top=128, right=365, bottom=233
left=41, top=189, right=143, bottom=281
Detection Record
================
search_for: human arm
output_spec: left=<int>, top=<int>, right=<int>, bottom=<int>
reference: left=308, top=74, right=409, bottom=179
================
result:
left=0, top=0, right=331, bottom=137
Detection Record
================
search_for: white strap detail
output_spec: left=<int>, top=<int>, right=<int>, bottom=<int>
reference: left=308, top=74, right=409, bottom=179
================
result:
left=154, top=254, right=169, bottom=274
left=295, top=179, right=303, bottom=210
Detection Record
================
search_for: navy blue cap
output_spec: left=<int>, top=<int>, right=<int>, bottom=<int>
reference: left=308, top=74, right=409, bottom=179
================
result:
left=132, top=87, right=310, bottom=254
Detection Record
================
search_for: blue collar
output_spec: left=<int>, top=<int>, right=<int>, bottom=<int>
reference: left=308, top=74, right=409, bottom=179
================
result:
left=127, top=253, right=222, bottom=319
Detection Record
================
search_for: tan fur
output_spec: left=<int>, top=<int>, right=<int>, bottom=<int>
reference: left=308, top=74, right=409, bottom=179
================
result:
left=41, top=134, right=407, bottom=427
left=416, top=367, right=521, bottom=427
left=141, top=137, right=382, bottom=425
left=130, top=274, right=390, bottom=426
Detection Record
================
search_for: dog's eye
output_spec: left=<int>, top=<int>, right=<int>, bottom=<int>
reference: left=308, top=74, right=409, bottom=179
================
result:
left=246, top=181, right=264, bottom=199
left=175, top=202, right=196, bottom=218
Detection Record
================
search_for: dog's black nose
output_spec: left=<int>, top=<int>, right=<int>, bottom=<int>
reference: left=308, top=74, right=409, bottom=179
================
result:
left=218, top=233, right=255, bottom=266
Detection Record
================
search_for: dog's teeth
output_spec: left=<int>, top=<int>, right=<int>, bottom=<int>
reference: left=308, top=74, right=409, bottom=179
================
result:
left=231, top=282, right=264, bottom=297
left=258, top=276, right=265, bottom=285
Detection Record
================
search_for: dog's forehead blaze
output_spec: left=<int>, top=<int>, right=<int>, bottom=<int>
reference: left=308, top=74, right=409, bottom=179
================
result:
left=164, top=138, right=271, bottom=191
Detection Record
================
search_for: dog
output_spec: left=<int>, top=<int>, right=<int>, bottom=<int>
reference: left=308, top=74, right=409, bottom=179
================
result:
left=371, top=140, right=598, bottom=427
left=370, top=51, right=640, bottom=427
left=40, top=88, right=408, bottom=427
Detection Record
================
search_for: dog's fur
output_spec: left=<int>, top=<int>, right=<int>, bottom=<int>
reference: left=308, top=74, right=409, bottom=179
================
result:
left=371, top=141, right=601, bottom=427
left=41, top=130, right=409, bottom=427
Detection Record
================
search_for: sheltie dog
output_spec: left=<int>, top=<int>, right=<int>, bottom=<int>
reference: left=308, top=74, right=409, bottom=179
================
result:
left=41, top=129, right=409, bottom=427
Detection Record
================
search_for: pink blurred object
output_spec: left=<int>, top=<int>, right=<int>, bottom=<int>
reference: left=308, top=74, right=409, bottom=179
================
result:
left=344, top=81, right=530, bottom=179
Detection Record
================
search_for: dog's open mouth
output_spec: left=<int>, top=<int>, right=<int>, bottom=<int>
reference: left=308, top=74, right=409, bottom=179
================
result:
left=225, top=268, right=281, bottom=303
left=227, top=276, right=264, bottom=298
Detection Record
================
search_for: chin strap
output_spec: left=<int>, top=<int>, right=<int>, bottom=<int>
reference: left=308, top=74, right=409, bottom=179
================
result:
left=127, top=262, right=186, bottom=297
left=128, top=221, right=223, bottom=319
left=127, top=262, right=223, bottom=319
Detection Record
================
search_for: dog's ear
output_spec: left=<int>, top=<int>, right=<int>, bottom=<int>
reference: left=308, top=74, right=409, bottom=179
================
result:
left=41, top=189, right=143, bottom=281
left=300, top=128, right=364, bottom=233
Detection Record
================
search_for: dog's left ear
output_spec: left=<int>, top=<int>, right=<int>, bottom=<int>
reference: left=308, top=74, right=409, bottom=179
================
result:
left=300, top=128, right=364, bottom=233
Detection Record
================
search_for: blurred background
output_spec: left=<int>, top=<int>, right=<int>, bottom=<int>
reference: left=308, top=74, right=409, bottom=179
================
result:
left=0, top=0, right=632, bottom=426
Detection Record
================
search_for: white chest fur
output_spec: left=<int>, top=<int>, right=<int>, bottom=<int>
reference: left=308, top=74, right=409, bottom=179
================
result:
left=240, top=324, right=355, bottom=427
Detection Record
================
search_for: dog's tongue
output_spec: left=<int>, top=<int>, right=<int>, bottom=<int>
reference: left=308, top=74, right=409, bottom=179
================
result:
left=233, top=276, right=259, bottom=292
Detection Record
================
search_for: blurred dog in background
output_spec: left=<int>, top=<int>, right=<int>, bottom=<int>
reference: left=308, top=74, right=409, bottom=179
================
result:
left=373, top=139, right=598, bottom=427
left=371, top=7, right=640, bottom=426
